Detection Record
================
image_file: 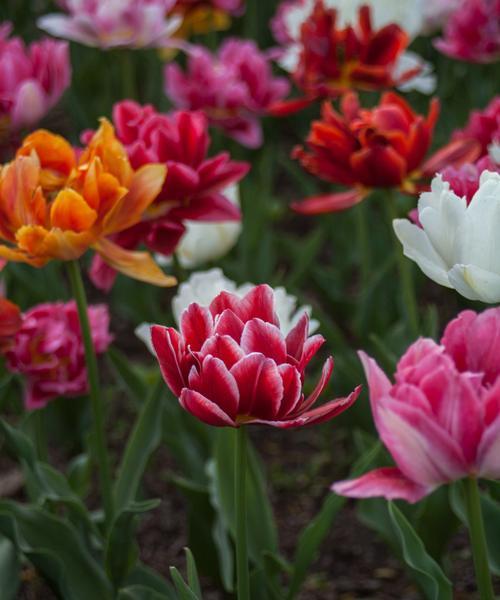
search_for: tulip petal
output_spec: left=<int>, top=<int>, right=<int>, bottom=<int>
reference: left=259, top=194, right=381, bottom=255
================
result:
left=191, top=356, right=239, bottom=419
left=277, top=364, right=302, bottom=417
left=332, top=467, right=431, bottom=503
left=295, top=357, right=334, bottom=415
left=151, top=325, right=186, bottom=396
left=102, top=164, right=167, bottom=235
left=285, top=313, right=309, bottom=360
left=199, top=334, right=244, bottom=368
left=94, top=238, right=176, bottom=287
left=237, top=285, right=279, bottom=324
left=240, top=319, right=287, bottom=364
left=291, top=189, right=367, bottom=214
left=448, top=265, right=500, bottom=303
left=213, top=309, right=245, bottom=341
left=393, top=219, right=452, bottom=288
left=180, top=389, right=236, bottom=427
left=180, top=303, right=213, bottom=351
left=230, top=353, right=283, bottom=419
left=421, top=138, right=481, bottom=177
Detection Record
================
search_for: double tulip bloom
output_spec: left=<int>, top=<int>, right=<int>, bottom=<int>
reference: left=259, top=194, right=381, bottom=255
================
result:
left=87, top=101, right=249, bottom=290
left=333, top=307, right=500, bottom=503
left=151, top=284, right=360, bottom=428
left=164, top=39, right=290, bottom=148
left=38, top=0, right=182, bottom=50
left=0, top=120, right=174, bottom=287
left=0, top=23, right=70, bottom=131
left=272, top=3, right=424, bottom=115
left=292, top=92, right=480, bottom=213
left=5, top=301, right=112, bottom=410
left=0, top=297, right=21, bottom=352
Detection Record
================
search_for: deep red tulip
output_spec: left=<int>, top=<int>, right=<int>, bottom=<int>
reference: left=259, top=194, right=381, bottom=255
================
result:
left=87, top=101, right=249, bottom=290
left=0, top=297, right=21, bottom=353
left=292, top=92, right=481, bottom=213
left=271, top=2, right=421, bottom=116
left=151, top=284, right=360, bottom=428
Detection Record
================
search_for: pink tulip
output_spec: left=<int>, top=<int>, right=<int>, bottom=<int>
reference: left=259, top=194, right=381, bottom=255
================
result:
left=5, top=301, right=112, bottom=410
left=38, top=0, right=181, bottom=49
left=164, top=39, right=290, bottom=148
left=435, top=0, right=500, bottom=63
left=333, top=309, right=500, bottom=503
left=453, top=96, right=500, bottom=158
left=151, top=284, right=360, bottom=427
left=0, top=23, right=70, bottom=130
left=441, top=156, right=499, bottom=202
left=85, top=101, right=249, bottom=291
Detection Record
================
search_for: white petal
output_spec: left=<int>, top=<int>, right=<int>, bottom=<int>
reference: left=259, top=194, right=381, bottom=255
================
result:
left=393, top=219, right=452, bottom=287
left=135, top=322, right=155, bottom=355
left=448, top=265, right=500, bottom=303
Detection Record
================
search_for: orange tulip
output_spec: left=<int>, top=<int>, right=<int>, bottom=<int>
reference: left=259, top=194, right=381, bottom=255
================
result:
left=0, top=119, right=175, bottom=287
left=0, top=297, right=21, bottom=353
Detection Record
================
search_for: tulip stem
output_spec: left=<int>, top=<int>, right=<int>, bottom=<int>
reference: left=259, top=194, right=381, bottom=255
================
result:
left=66, top=260, right=114, bottom=526
left=463, top=477, right=495, bottom=600
left=34, top=409, right=48, bottom=462
left=384, top=194, right=419, bottom=338
left=235, top=427, right=250, bottom=600
left=120, top=50, right=136, bottom=100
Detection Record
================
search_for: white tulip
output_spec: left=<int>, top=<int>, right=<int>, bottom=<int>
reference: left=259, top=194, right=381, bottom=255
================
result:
left=393, top=171, right=500, bottom=303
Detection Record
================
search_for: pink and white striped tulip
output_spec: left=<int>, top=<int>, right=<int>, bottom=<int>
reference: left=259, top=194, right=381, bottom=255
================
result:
left=151, top=284, right=360, bottom=428
left=333, top=310, right=500, bottom=503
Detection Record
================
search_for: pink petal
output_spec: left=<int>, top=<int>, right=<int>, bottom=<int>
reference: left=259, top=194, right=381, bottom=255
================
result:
left=237, top=285, right=279, bottom=324
left=180, top=389, right=236, bottom=427
left=213, top=309, right=245, bottom=341
left=358, top=350, right=392, bottom=431
left=151, top=325, right=186, bottom=396
left=240, top=319, right=287, bottom=364
left=298, top=385, right=361, bottom=425
left=199, top=335, right=245, bottom=369
left=276, top=364, right=302, bottom=417
left=209, top=291, right=241, bottom=318
left=295, top=357, right=334, bottom=415
left=285, top=313, right=309, bottom=360
left=297, top=334, right=325, bottom=372
left=332, top=467, right=431, bottom=503
left=230, top=353, right=283, bottom=419
left=190, top=355, right=239, bottom=419
left=180, top=303, right=213, bottom=351
left=291, top=190, right=368, bottom=215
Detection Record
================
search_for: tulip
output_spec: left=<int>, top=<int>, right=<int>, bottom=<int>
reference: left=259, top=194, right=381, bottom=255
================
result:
left=421, top=0, right=462, bottom=33
left=0, top=119, right=174, bottom=287
left=435, top=0, right=500, bottom=63
left=452, top=96, right=500, bottom=159
left=172, top=0, right=244, bottom=36
left=150, top=284, right=360, bottom=427
left=440, top=155, right=499, bottom=202
left=0, top=23, right=70, bottom=130
left=393, top=171, right=500, bottom=303
left=271, top=2, right=433, bottom=115
left=164, top=39, right=290, bottom=148
left=38, top=0, right=182, bottom=50
left=86, top=101, right=249, bottom=290
left=0, top=297, right=22, bottom=353
left=292, top=92, right=480, bottom=213
left=5, top=301, right=112, bottom=410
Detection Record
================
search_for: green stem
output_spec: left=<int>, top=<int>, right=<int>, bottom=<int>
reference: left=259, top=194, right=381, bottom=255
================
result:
left=235, top=427, right=250, bottom=600
left=34, top=409, right=48, bottom=463
left=120, top=50, right=136, bottom=100
left=384, top=192, right=419, bottom=338
left=354, top=202, right=371, bottom=333
left=463, top=477, right=495, bottom=600
left=66, top=261, right=114, bottom=526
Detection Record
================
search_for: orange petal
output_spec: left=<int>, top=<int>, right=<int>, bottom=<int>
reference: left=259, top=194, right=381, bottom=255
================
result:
left=79, top=118, right=133, bottom=187
left=94, top=237, right=176, bottom=287
left=50, top=189, right=98, bottom=232
left=0, top=243, right=46, bottom=267
left=16, top=224, right=94, bottom=261
left=102, top=164, right=167, bottom=235
left=17, top=130, right=75, bottom=190
left=0, top=155, right=47, bottom=232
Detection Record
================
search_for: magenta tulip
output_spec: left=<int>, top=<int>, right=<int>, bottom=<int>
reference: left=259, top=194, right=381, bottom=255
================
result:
left=151, top=284, right=360, bottom=427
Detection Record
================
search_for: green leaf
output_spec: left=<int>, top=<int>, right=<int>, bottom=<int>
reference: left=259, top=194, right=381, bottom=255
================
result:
left=125, top=563, right=177, bottom=598
left=105, top=500, right=160, bottom=588
left=449, top=482, right=500, bottom=575
left=211, top=429, right=278, bottom=566
left=0, top=418, right=36, bottom=468
left=388, top=502, right=452, bottom=600
left=114, top=377, right=164, bottom=512
left=107, top=346, right=148, bottom=401
left=67, top=453, right=92, bottom=497
left=184, top=547, right=202, bottom=598
left=0, top=500, right=112, bottom=600
left=117, top=585, right=169, bottom=600
left=170, top=566, right=200, bottom=600
left=287, top=440, right=382, bottom=599
left=0, top=536, right=20, bottom=600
